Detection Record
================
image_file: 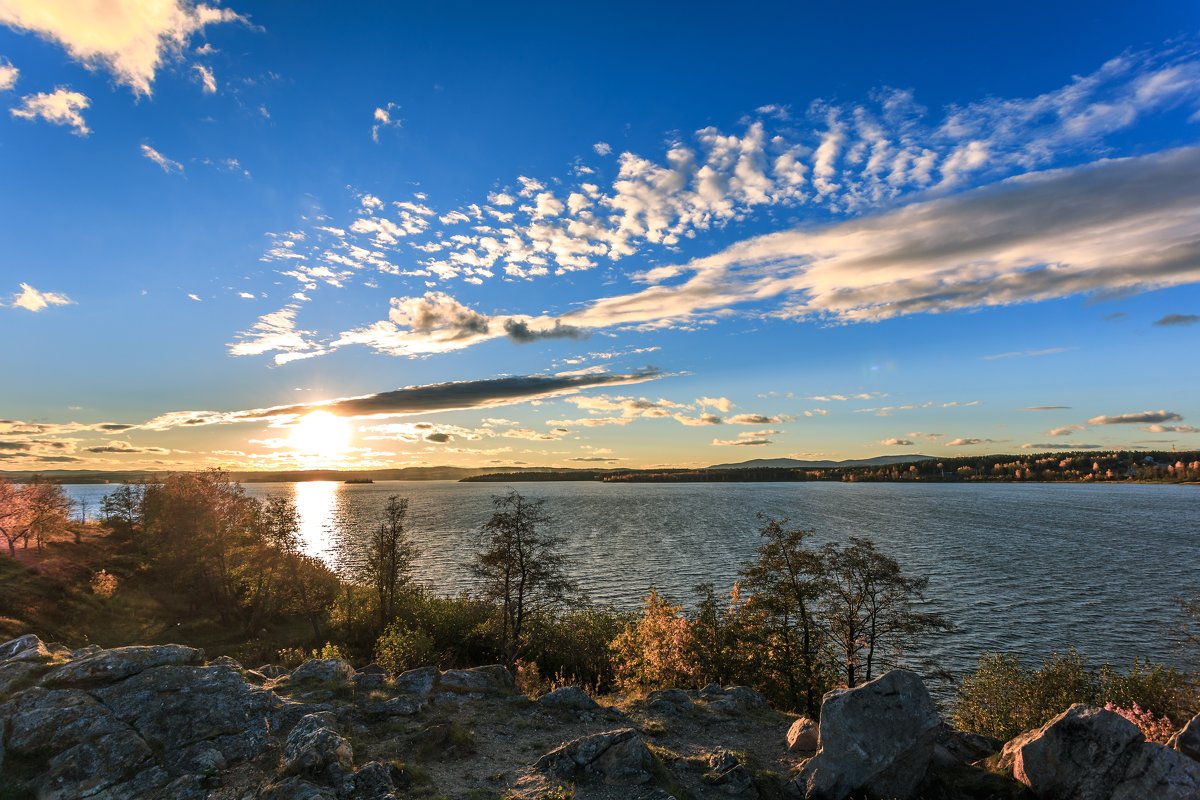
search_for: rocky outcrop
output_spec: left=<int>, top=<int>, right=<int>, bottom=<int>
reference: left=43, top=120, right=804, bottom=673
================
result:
left=535, top=727, right=656, bottom=785
left=40, top=643, right=204, bottom=687
left=287, top=658, right=356, bottom=684
left=790, top=669, right=942, bottom=800
left=1169, top=712, right=1200, bottom=763
left=538, top=685, right=600, bottom=711
left=998, top=704, right=1200, bottom=799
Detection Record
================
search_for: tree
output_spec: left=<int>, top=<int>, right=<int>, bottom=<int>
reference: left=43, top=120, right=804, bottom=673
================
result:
left=0, top=478, right=27, bottom=557
left=471, top=490, right=576, bottom=670
left=819, top=536, right=951, bottom=687
left=738, top=515, right=830, bottom=717
left=360, top=495, right=418, bottom=632
left=610, top=588, right=698, bottom=692
left=23, top=480, right=71, bottom=552
left=101, top=482, right=146, bottom=543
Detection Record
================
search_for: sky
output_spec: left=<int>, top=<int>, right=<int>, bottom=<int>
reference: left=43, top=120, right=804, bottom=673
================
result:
left=2, top=0, right=1200, bottom=473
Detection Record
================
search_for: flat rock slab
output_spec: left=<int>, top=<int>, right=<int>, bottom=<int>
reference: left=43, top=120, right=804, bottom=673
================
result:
left=40, top=644, right=204, bottom=688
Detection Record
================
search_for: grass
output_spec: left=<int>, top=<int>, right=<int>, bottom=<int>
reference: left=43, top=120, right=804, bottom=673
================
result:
left=0, top=526, right=325, bottom=664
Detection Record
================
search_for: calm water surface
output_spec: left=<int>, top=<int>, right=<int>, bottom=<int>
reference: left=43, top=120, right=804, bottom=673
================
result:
left=65, top=480, right=1200, bottom=677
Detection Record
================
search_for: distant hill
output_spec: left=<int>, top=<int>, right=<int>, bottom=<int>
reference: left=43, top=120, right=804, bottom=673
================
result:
left=0, top=465, right=594, bottom=484
left=707, top=455, right=936, bottom=470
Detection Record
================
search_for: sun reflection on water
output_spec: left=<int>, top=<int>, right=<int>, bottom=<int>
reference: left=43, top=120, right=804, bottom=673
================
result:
left=291, top=481, right=338, bottom=559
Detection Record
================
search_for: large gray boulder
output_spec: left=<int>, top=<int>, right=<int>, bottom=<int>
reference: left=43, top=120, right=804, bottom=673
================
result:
left=437, top=664, right=515, bottom=696
left=536, top=727, right=656, bottom=785
left=40, top=644, right=204, bottom=687
left=790, top=669, right=941, bottom=800
left=1000, top=704, right=1200, bottom=799
left=787, top=716, right=819, bottom=752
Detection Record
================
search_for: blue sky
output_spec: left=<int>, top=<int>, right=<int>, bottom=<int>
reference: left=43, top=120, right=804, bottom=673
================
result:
left=2, top=0, right=1199, bottom=472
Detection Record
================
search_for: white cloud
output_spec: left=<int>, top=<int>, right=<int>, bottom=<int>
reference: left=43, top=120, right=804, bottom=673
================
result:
left=10, top=282, right=73, bottom=311
left=228, top=305, right=327, bottom=365
left=0, top=58, right=17, bottom=91
left=0, top=0, right=249, bottom=96
left=140, top=143, right=183, bottom=173
left=193, top=63, right=216, bottom=93
left=10, top=87, right=90, bottom=134
left=593, top=141, right=612, bottom=156
left=187, top=293, right=202, bottom=302
left=881, top=438, right=915, bottom=446
left=983, top=347, right=1069, bottom=361
left=371, top=102, right=401, bottom=142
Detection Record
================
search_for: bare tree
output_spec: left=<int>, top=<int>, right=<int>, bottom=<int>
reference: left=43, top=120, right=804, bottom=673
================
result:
left=820, top=536, right=951, bottom=687
left=471, top=490, right=576, bottom=670
left=361, top=495, right=419, bottom=632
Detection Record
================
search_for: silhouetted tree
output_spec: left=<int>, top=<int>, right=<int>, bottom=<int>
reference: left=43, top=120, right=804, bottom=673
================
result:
left=361, top=495, right=418, bottom=632
left=471, top=491, right=576, bottom=670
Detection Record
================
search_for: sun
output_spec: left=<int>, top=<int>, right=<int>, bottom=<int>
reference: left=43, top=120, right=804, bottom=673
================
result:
left=288, top=411, right=353, bottom=458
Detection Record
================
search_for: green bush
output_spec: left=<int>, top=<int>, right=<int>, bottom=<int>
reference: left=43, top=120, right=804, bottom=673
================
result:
left=953, top=649, right=1194, bottom=740
left=374, top=622, right=435, bottom=673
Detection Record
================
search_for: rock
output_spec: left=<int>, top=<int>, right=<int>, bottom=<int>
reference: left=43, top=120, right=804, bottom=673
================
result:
left=0, top=633, right=51, bottom=664
left=358, top=662, right=387, bottom=675
left=91, top=664, right=281, bottom=768
left=536, top=727, right=655, bottom=785
left=259, top=776, right=338, bottom=799
left=1169, top=712, right=1200, bottom=763
left=210, top=654, right=243, bottom=670
left=352, top=672, right=390, bottom=691
left=787, top=717, right=819, bottom=752
left=395, top=665, right=438, bottom=697
left=361, top=695, right=426, bottom=719
left=1, top=686, right=156, bottom=798
left=704, top=751, right=755, bottom=795
left=538, top=686, right=600, bottom=711
left=0, top=660, right=46, bottom=696
left=703, top=685, right=768, bottom=713
left=283, top=712, right=354, bottom=783
left=344, top=761, right=398, bottom=799
left=932, top=722, right=1001, bottom=767
left=40, top=644, right=204, bottom=688
left=790, top=669, right=942, bottom=800
left=289, top=658, right=356, bottom=684
left=646, top=687, right=693, bottom=713
left=438, top=664, right=515, bottom=695
left=1000, top=704, right=1200, bottom=800
left=257, top=663, right=290, bottom=679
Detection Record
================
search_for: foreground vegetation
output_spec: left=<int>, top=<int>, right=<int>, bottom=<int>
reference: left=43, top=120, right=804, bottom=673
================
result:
left=0, top=470, right=1196, bottom=744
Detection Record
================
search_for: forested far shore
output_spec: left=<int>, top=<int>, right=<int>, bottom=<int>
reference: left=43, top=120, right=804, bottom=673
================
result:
left=466, top=450, right=1200, bottom=483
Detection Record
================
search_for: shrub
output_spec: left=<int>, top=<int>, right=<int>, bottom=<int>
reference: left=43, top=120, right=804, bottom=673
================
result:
left=375, top=622, right=435, bottom=673
left=953, top=649, right=1194, bottom=741
left=1104, top=702, right=1176, bottom=743
left=311, top=641, right=348, bottom=661
left=610, top=588, right=699, bottom=693
left=90, top=569, right=118, bottom=598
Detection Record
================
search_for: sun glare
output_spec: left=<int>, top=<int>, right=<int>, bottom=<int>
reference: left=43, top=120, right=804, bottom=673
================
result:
left=287, top=411, right=353, bottom=459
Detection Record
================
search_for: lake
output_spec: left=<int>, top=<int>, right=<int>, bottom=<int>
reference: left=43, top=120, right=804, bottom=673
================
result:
left=64, top=480, right=1200, bottom=678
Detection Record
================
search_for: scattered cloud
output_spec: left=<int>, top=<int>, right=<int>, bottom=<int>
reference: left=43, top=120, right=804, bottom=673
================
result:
left=10, top=87, right=90, bottom=134
left=726, top=413, right=790, bottom=425
left=881, top=438, right=915, bottom=446
left=503, top=319, right=588, bottom=343
left=1020, top=443, right=1104, bottom=450
left=193, top=63, right=216, bottom=93
left=84, top=441, right=169, bottom=454
left=1047, top=424, right=1085, bottom=436
left=945, top=437, right=1002, bottom=447
left=713, top=431, right=775, bottom=446
left=1087, top=410, right=1182, bottom=425
left=1143, top=424, right=1200, bottom=433
left=10, top=282, right=73, bottom=312
left=372, top=102, right=401, bottom=142
left=982, top=347, right=1069, bottom=361
left=140, top=144, right=183, bottom=173
left=1154, top=313, right=1199, bottom=326
left=0, top=58, right=17, bottom=91
left=228, top=306, right=328, bottom=365
left=0, top=0, right=251, bottom=95
left=593, top=141, right=612, bottom=156
left=1024, top=405, right=1071, bottom=411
